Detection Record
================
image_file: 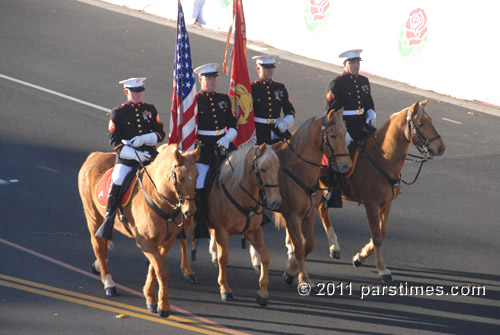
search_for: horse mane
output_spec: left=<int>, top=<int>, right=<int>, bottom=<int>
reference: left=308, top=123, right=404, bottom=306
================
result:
left=219, top=144, right=275, bottom=192
left=278, top=117, right=315, bottom=165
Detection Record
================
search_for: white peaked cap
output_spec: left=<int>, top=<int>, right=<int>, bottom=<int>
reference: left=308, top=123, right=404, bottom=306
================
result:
left=338, top=49, right=363, bottom=62
left=252, top=55, right=278, bottom=68
left=118, top=77, right=147, bottom=91
left=194, top=63, right=220, bottom=76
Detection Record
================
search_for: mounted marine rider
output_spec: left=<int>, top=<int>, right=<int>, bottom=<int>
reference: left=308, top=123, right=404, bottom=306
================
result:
left=95, top=77, right=165, bottom=240
left=251, top=55, right=296, bottom=145
left=193, top=63, right=238, bottom=239
left=324, top=49, right=376, bottom=208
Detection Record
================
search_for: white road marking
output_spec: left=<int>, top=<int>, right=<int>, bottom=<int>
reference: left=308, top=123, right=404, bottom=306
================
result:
left=0, top=73, right=111, bottom=113
left=442, top=117, right=462, bottom=125
left=0, top=179, right=9, bottom=185
left=37, top=165, right=59, bottom=173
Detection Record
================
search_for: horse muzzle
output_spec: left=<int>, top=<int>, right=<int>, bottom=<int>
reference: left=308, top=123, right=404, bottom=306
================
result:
left=332, top=161, right=351, bottom=174
left=266, top=198, right=281, bottom=211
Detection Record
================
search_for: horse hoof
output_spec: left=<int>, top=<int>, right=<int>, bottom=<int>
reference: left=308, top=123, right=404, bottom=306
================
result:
left=380, top=274, right=393, bottom=283
left=283, top=272, right=295, bottom=285
left=105, top=287, right=118, bottom=297
left=352, top=255, right=362, bottom=267
left=256, top=294, right=268, bottom=306
left=221, top=292, right=234, bottom=301
left=147, top=304, right=158, bottom=314
left=91, top=262, right=100, bottom=275
left=329, top=250, right=341, bottom=260
left=159, top=309, right=170, bottom=318
left=183, top=274, right=198, bottom=284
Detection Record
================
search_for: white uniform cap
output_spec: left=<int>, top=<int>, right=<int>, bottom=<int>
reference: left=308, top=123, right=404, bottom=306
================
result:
left=252, top=55, right=279, bottom=68
left=339, top=49, right=363, bottom=62
left=194, top=63, right=220, bottom=77
left=119, top=77, right=147, bottom=92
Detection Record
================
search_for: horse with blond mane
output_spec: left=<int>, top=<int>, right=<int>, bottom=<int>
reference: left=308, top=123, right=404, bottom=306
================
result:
left=316, top=99, right=445, bottom=282
left=204, top=144, right=281, bottom=306
left=78, top=144, right=199, bottom=317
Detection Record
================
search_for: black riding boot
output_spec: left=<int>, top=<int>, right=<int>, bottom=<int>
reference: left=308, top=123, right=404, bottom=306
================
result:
left=326, top=185, right=343, bottom=208
left=95, top=183, right=121, bottom=240
left=193, top=189, right=210, bottom=239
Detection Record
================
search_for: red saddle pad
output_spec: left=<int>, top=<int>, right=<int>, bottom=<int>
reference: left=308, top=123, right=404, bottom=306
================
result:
left=94, top=168, right=138, bottom=208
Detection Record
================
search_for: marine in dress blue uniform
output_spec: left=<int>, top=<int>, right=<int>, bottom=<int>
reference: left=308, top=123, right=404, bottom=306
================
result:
left=96, top=77, right=165, bottom=240
left=193, top=63, right=238, bottom=238
left=251, top=55, right=296, bottom=145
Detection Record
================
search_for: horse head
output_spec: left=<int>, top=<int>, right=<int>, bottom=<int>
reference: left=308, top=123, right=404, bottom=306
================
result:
left=321, top=108, right=352, bottom=173
left=254, top=143, right=281, bottom=210
left=156, top=145, right=200, bottom=218
left=406, top=99, right=446, bottom=157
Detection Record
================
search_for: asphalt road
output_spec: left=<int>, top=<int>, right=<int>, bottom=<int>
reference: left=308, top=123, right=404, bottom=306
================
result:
left=1, top=1, right=499, bottom=334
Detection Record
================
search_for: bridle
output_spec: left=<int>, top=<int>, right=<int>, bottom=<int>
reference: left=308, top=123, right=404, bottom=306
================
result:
left=406, top=107, right=441, bottom=157
left=135, top=151, right=196, bottom=227
left=221, top=147, right=279, bottom=234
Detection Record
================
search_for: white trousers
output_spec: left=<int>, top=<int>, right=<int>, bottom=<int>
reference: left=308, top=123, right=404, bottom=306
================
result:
left=111, top=164, right=132, bottom=186
left=195, top=162, right=209, bottom=189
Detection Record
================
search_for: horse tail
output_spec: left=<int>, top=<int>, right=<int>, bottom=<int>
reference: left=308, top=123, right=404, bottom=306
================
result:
left=274, top=212, right=286, bottom=230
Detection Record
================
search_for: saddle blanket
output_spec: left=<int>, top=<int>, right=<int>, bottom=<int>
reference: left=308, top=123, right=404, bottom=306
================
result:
left=95, top=168, right=138, bottom=208
left=320, top=146, right=360, bottom=179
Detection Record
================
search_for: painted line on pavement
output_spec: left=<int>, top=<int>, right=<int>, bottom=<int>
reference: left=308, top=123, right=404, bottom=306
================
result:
left=442, top=117, right=462, bottom=125
left=0, top=275, right=232, bottom=335
left=0, top=238, right=248, bottom=335
left=0, top=73, right=111, bottom=113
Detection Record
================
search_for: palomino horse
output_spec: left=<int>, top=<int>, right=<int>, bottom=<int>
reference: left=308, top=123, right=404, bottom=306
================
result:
left=236, top=110, right=351, bottom=289
left=205, top=144, right=281, bottom=306
left=317, top=99, right=446, bottom=282
left=78, top=144, right=199, bottom=317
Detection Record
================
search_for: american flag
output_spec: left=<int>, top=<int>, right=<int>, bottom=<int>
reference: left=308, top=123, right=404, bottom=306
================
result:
left=168, top=1, right=197, bottom=152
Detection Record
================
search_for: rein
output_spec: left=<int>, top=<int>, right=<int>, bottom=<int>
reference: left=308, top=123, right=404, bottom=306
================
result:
left=221, top=147, right=278, bottom=234
left=359, top=108, right=441, bottom=197
left=132, top=147, right=193, bottom=227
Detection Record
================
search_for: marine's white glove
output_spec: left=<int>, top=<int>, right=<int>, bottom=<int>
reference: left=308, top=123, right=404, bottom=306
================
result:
left=345, top=131, right=353, bottom=146
left=275, top=115, right=294, bottom=133
left=365, top=109, right=376, bottom=127
left=216, top=128, right=237, bottom=149
left=120, top=145, right=151, bottom=162
left=130, top=133, right=158, bottom=147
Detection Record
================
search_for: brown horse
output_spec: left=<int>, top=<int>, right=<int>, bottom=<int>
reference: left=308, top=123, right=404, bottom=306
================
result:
left=239, top=110, right=351, bottom=290
left=203, top=144, right=281, bottom=306
left=317, top=99, right=446, bottom=282
left=78, top=144, right=199, bottom=317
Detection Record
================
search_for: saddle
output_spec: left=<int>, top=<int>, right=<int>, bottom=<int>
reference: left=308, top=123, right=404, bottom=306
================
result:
left=95, top=168, right=138, bottom=208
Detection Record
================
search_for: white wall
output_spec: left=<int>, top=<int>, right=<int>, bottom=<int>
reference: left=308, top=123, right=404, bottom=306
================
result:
left=104, top=0, right=500, bottom=107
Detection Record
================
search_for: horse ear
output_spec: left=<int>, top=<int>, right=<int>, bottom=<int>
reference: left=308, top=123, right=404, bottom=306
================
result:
left=258, top=143, right=267, bottom=156
left=420, top=98, right=430, bottom=106
left=326, top=109, right=336, bottom=123
left=173, top=146, right=184, bottom=165
left=186, top=145, right=201, bottom=162
left=272, top=141, right=283, bottom=152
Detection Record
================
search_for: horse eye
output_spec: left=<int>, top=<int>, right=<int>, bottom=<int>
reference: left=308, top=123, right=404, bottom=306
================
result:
left=417, top=121, right=424, bottom=127
left=178, top=177, right=185, bottom=182
left=260, top=168, right=266, bottom=173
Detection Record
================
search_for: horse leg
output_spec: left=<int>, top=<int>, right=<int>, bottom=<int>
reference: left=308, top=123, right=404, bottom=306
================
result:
left=283, top=228, right=298, bottom=284
left=208, top=229, right=218, bottom=267
left=284, top=215, right=312, bottom=286
left=244, top=227, right=270, bottom=306
left=249, top=244, right=262, bottom=273
left=353, top=203, right=393, bottom=283
left=179, top=222, right=197, bottom=284
left=214, top=229, right=233, bottom=301
left=138, top=237, right=175, bottom=318
left=143, top=259, right=158, bottom=313
left=318, top=202, right=341, bottom=260
left=90, top=234, right=118, bottom=297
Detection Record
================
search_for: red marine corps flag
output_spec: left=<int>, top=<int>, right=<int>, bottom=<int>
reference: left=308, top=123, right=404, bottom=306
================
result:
left=168, top=0, right=197, bottom=151
left=223, top=0, right=256, bottom=147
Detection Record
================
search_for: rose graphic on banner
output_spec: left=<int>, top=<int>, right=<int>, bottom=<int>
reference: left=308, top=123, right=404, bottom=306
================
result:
left=398, top=8, right=428, bottom=60
left=304, top=0, right=330, bottom=33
